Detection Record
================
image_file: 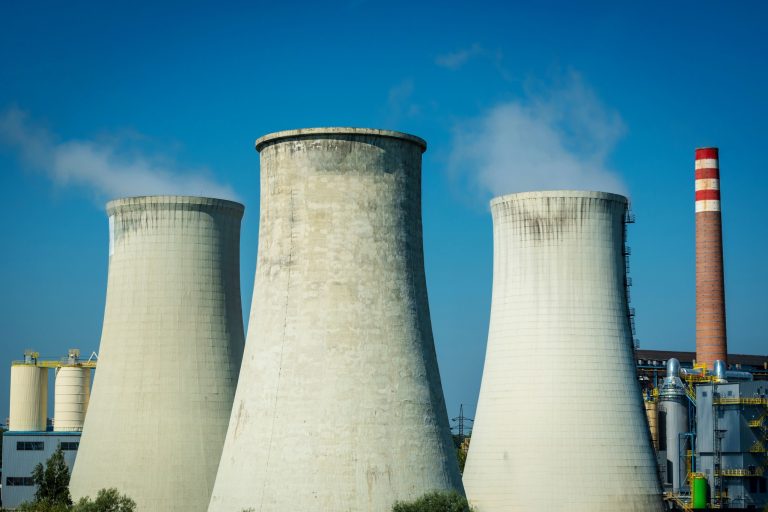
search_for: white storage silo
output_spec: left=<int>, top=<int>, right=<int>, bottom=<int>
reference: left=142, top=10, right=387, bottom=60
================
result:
left=53, top=365, right=91, bottom=431
left=208, top=128, right=463, bottom=512
left=69, top=196, right=245, bottom=512
left=463, top=191, right=663, bottom=512
left=9, top=363, right=48, bottom=432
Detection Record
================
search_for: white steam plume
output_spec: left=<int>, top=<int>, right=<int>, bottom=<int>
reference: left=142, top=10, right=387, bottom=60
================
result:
left=448, top=73, right=627, bottom=200
left=0, top=107, right=237, bottom=200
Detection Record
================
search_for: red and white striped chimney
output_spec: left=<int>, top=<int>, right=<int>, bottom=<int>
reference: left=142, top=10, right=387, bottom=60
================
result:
left=695, top=147, right=727, bottom=368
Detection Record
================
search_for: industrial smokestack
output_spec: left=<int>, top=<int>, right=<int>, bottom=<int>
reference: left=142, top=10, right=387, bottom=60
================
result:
left=695, top=147, right=727, bottom=368
left=208, top=128, right=463, bottom=511
left=69, top=196, right=245, bottom=512
left=463, top=191, right=663, bottom=512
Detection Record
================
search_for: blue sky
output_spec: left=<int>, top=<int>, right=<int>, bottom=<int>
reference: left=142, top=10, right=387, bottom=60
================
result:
left=1, top=1, right=766, bottom=423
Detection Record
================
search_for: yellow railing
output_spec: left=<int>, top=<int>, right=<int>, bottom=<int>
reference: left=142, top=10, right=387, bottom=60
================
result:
left=11, top=360, right=96, bottom=369
left=663, top=492, right=692, bottom=511
left=717, top=467, right=764, bottom=477
left=713, top=397, right=768, bottom=406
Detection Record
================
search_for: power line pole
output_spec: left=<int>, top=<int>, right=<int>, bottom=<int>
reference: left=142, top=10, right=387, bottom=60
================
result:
left=451, top=404, right=474, bottom=438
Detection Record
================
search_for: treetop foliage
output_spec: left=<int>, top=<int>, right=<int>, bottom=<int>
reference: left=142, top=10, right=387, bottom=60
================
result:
left=392, top=490, right=474, bottom=512
left=32, top=448, right=72, bottom=506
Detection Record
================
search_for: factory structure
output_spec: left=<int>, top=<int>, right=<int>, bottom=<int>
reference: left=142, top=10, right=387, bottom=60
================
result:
left=2, top=350, right=95, bottom=509
left=1, top=133, right=765, bottom=511
left=629, top=148, right=768, bottom=511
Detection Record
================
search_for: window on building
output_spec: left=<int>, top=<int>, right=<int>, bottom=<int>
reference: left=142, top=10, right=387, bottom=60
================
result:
left=749, top=477, right=758, bottom=493
left=60, top=442, right=79, bottom=451
left=16, top=441, right=44, bottom=451
left=760, top=477, right=767, bottom=494
left=6, top=476, right=35, bottom=486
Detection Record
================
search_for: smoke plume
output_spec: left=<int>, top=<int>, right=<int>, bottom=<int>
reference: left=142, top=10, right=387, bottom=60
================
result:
left=448, top=73, right=628, bottom=200
left=0, top=107, right=237, bottom=200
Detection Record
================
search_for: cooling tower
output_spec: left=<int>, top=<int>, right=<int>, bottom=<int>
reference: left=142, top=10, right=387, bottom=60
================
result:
left=463, top=191, right=663, bottom=512
left=69, top=196, right=245, bottom=512
left=695, top=147, right=727, bottom=368
left=53, top=366, right=91, bottom=431
left=208, top=128, right=463, bottom=512
left=9, top=364, right=48, bottom=431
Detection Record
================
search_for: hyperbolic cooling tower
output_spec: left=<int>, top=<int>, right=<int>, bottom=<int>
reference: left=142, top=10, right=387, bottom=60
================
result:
left=208, top=128, right=463, bottom=512
left=695, top=147, right=727, bottom=368
left=463, top=191, right=663, bottom=512
left=69, top=196, right=245, bottom=512
left=9, top=363, right=48, bottom=431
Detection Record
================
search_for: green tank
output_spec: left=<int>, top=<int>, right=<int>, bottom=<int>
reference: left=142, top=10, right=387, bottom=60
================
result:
left=692, top=474, right=708, bottom=509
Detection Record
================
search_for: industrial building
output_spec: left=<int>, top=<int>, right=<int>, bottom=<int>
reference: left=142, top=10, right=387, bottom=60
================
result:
left=2, top=350, right=94, bottom=509
left=0, top=136, right=763, bottom=512
left=463, top=191, right=664, bottom=511
left=634, top=148, right=767, bottom=511
left=68, top=196, right=245, bottom=512
left=643, top=359, right=768, bottom=510
left=209, top=128, right=463, bottom=512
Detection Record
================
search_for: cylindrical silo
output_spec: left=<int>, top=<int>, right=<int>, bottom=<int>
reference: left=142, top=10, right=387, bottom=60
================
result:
left=658, top=358, right=689, bottom=493
left=463, top=191, right=663, bottom=512
left=9, top=364, right=48, bottom=431
left=208, top=128, right=463, bottom=512
left=53, top=365, right=91, bottom=431
left=69, top=196, right=245, bottom=512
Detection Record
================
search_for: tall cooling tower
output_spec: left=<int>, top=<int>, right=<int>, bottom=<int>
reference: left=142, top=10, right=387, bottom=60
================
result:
left=69, top=196, right=245, bottom=512
left=9, top=363, right=48, bottom=431
left=209, top=128, right=463, bottom=512
left=695, top=147, right=727, bottom=368
left=463, top=191, right=663, bottom=512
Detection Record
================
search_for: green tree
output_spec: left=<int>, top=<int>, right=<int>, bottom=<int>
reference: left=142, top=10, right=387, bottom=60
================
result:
left=15, top=501, right=70, bottom=512
left=11, top=488, right=135, bottom=512
left=72, top=488, right=136, bottom=512
left=392, top=491, right=474, bottom=512
left=31, top=448, right=72, bottom=506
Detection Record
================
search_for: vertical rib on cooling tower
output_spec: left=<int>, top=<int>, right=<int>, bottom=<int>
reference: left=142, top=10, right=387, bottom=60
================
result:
left=208, top=128, right=463, bottom=512
left=69, top=196, right=245, bottom=512
left=463, top=191, right=663, bottom=512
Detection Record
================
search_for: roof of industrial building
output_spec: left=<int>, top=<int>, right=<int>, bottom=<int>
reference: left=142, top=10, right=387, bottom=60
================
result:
left=635, top=349, right=767, bottom=368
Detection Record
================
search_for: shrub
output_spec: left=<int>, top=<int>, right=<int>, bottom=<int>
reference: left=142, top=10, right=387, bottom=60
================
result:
left=392, top=490, right=474, bottom=512
left=73, top=488, right=136, bottom=512
left=13, top=488, right=135, bottom=512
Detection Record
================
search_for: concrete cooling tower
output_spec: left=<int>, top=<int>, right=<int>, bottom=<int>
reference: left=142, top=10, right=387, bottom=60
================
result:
left=69, top=196, right=245, bottom=512
left=463, top=191, right=663, bottom=512
left=208, top=128, right=463, bottom=512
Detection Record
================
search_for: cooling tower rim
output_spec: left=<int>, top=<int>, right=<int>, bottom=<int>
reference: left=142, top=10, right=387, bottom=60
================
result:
left=490, top=190, right=628, bottom=206
left=106, top=195, right=244, bottom=217
left=255, top=127, right=427, bottom=153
